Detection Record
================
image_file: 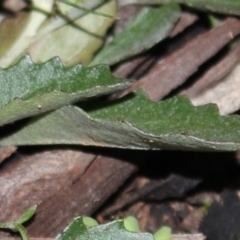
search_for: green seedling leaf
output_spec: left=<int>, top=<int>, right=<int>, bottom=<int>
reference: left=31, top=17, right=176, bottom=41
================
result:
left=16, top=205, right=37, bottom=224
left=0, top=205, right=36, bottom=240
left=2, top=91, right=240, bottom=151
left=0, top=55, right=131, bottom=126
left=118, top=0, right=240, bottom=16
left=28, top=1, right=117, bottom=66
left=82, top=217, right=99, bottom=227
left=55, top=217, right=87, bottom=240
left=90, top=3, right=181, bottom=66
left=123, top=216, right=140, bottom=233
left=55, top=217, right=154, bottom=240
left=13, top=222, right=30, bottom=240
left=0, top=0, right=54, bottom=67
left=154, top=226, right=172, bottom=240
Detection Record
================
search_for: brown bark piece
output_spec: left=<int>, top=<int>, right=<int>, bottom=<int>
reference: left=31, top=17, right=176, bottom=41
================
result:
left=101, top=174, right=201, bottom=217
left=113, top=11, right=199, bottom=80
left=0, top=149, right=95, bottom=222
left=183, top=38, right=240, bottom=115
left=120, top=17, right=240, bottom=101
left=0, top=146, right=16, bottom=164
left=27, top=155, right=137, bottom=237
left=113, top=55, right=155, bottom=79
left=190, top=63, right=240, bottom=115
left=182, top=38, right=240, bottom=98
left=113, top=5, right=143, bottom=36
left=170, top=12, right=199, bottom=38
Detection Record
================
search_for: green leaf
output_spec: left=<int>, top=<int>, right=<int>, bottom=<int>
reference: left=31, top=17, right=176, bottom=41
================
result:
left=90, top=3, right=181, bottom=66
left=1, top=91, right=240, bottom=151
left=154, top=226, right=171, bottom=240
left=0, top=55, right=131, bottom=126
left=118, top=0, right=240, bottom=16
left=28, top=1, right=117, bottom=66
left=13, top=223, right=30, bottom=240
left=183, top=0, right=240, bottom=16
left=82, top=217, right=99, bottom=227
left=0, top=206, right=36, bottom=240
left=123, top=216, right=140, bottom=233
left=55, top=217, right=154, bottom=240
left=16, top=205, right=37, bottom=224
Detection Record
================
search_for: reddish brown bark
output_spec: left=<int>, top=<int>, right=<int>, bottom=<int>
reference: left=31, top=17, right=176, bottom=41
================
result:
left=182, top=38, right=240, bottom=97
left=0, top=149, right=95, bottom=222
left=120, top=18, right=240, bottom=100
left=27, top=155, right=137, bottom=237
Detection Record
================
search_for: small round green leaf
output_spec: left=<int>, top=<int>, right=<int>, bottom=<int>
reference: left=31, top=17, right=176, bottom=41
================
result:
left=123, top=216, right=140, bottom=232
left=153, top=226, right=172, bottom=240
left=82, top=217, right=99, bottom=227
